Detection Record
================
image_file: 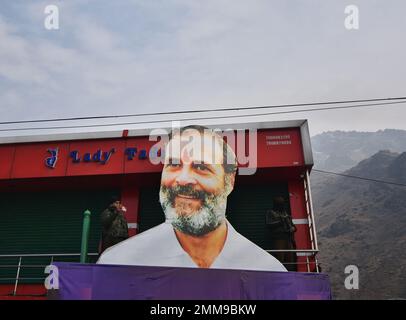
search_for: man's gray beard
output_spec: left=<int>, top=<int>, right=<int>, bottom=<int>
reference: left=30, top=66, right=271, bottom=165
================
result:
left=159, top=187, right=228, bottom=237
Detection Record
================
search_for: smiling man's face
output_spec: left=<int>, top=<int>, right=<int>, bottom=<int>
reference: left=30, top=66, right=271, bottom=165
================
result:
left=159, top=128, right=235, bottom=236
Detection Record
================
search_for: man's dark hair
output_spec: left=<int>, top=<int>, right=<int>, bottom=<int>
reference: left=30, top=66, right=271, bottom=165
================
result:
left=272, top=196, right=285, bottom=211
left=168, top=124, right=237, bottom=174
left=110, top=195, right=121, bottom=204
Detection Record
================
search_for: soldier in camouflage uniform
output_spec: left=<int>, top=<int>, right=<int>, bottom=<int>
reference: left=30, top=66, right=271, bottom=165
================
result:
left=100, top=196, right=129, bottom=254
left=266, top=196, right=297, bottom=271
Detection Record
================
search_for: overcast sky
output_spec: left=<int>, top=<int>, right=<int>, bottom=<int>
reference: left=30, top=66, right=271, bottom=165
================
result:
left=0, top=0, right=405, bottom=137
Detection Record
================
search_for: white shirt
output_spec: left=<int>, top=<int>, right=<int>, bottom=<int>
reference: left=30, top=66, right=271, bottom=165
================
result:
left=97, top=221, right=287, bottom=272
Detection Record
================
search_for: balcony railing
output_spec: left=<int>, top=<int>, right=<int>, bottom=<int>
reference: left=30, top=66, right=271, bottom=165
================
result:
left=266, top=249, right=320, bottom=272
left=0, top=253, right=98, bottom=296
left=0, top=249, right=319, bottom=297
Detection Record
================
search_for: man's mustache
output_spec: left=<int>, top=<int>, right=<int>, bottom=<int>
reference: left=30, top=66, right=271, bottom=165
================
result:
left=163, top=185, right=210, bottom=203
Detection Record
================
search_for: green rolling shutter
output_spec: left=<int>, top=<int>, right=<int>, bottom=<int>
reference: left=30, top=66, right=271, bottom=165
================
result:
left=138, top=188, right=165, bottom=232
left=226, top=184, right=290, bottom=249
left=0, top=189, right=118, bottom=284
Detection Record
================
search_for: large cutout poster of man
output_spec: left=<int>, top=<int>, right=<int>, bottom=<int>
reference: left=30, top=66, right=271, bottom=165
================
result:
left=98, top=125, right=286, bottom=272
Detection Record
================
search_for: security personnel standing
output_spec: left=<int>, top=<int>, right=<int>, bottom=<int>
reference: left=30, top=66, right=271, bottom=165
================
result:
left=99, top=196, right=129, bottom=254
left=266, top=196, right=297, bottom=271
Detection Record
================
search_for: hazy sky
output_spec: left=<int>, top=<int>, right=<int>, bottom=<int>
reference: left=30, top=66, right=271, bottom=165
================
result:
left=0, top=0, right=405, bottom=137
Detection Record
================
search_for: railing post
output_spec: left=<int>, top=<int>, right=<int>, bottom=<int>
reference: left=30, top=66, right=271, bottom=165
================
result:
left=306, top=256, right=310, bottom=273
left=305, top=170, right=319, bottom=251
left=80, top=210, right=91, bottom=263
left=13, top=256, right=22, bottom=296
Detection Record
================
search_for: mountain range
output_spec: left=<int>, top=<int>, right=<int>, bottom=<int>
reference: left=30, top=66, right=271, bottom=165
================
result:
left=312, top=129, right=406, bottom=172
left=310, top=130, right=406, bottom=299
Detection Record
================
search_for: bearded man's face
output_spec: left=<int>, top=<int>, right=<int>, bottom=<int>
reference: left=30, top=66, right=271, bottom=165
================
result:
left=159, top=129, right=234, bottom=237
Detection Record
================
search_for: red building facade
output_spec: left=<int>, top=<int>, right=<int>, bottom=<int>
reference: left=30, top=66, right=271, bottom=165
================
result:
left=0, top=118, right=318, bottom=299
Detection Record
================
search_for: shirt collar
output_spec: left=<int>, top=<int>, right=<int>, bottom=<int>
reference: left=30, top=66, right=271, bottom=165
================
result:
left=162, top=219, right=238, bottom=267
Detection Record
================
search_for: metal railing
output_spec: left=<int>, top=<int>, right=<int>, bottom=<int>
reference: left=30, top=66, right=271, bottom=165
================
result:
left=266, top=249, right=320, bottom=272
left=0, top=253, right=98, bottom=296
left=303, top=170, right=320, bottom=272
left=1, top=248, right=320, bottom=297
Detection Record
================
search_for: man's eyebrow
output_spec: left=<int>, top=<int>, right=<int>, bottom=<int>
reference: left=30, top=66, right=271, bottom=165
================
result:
left=192, top=160, right=215, bottom=167
left=166, top=157, right=181, bottom=164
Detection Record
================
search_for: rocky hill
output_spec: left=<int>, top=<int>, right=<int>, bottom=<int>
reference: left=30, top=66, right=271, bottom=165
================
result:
left=312, top=150, right=406, bottom=299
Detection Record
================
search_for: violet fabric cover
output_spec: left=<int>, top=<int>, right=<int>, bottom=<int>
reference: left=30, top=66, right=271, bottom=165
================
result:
left=52, top=262, right=331, bottom=300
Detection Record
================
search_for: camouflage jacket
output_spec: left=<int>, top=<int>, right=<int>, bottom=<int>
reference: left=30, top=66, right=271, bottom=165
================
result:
left=265, top=209, right=297, bottom=234
left=100, top=205, right=129, bottom=239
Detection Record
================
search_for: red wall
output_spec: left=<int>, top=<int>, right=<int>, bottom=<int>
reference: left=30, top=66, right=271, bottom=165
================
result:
left=12, top=142, right=70, bottom=179
left=0, top=284, right=46, bottom=300
left=256, top=129, right=304, bottom=168
left=288, top=180, right=317, bottom=272
left=0, top=128, right=305, bottom=180
left=121, top=186, right=140, bottom=236
left=0, top=146, right=15, bottom=179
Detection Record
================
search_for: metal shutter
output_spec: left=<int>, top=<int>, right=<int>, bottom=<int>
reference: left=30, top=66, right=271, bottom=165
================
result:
left=226, top=183, right=290, bottom=249
left=0, top=189, right=118, bottom=284
left=138, top=187, right=165, bottom=232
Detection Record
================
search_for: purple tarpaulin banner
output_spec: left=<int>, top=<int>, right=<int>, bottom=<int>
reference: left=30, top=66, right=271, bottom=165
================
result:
left=51, top=262, right=332, bottom=300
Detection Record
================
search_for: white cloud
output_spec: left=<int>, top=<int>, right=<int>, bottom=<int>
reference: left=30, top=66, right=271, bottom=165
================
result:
left=0, top=0, right=405, bottom=136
